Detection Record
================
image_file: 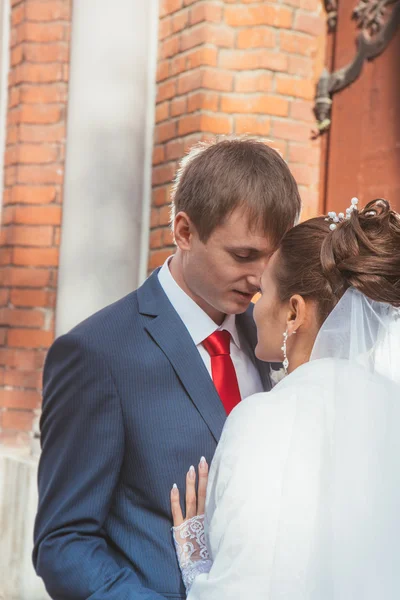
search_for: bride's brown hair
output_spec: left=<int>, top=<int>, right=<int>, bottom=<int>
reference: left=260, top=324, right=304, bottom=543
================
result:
left=275, top=199, right=400, bottom=323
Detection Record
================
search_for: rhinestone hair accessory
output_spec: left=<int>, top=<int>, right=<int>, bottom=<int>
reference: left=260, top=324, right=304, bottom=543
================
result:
left=325, top=197, right=359, bottom=231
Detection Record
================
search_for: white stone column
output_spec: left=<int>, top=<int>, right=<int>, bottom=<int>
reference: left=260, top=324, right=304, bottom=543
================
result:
left=56, top=0, right=159, bottom=335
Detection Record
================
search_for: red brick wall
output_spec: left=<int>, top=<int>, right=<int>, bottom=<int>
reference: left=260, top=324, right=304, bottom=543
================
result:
left=0, top=0, right=71, bottom=448
left=149, top=0, right=327, bottom=269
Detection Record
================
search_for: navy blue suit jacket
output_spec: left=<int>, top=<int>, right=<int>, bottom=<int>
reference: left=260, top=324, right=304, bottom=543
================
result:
left=33, top=269, right=272, bottom=599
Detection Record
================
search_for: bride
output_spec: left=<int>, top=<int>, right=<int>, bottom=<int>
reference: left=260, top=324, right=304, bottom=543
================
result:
left=170, top=198, right=400, bottom=599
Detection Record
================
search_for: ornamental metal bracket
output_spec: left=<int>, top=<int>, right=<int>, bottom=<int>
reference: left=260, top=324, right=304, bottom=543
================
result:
left=314, top=0, right=400, bottom=137
left=324, top=0, right=338, bottom=32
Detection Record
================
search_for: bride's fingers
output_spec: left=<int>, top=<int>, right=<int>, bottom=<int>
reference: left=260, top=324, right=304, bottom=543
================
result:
left=197, top=457, right=208, bottom=515
left=171, top=484, right=184, bottom=527
left=186, top=465, right=197, bottom=519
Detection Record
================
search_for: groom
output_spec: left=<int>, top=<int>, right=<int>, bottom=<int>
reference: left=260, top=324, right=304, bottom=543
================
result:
left=33, top=138, right=301, bottom=599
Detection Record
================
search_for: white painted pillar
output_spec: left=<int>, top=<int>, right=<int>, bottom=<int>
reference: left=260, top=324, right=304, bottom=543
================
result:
left=56, top=0, right=159, bottom=335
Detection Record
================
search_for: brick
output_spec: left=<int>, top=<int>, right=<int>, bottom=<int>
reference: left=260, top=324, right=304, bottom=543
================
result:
left=178, top=69, right=203, bottom=95
left=162, top=228, right=175, bottom=246
left=159, top=204, right=173, bottom=226
left=157, top=60, right=170, bottom=82
left=15, top=62, right=63, bottom=83
left=8, top=328, right=53, bottom=349
left=235, top=116, right=271, bottom=136
left=11, top=186, right=57, bottom=204
left=20, top=83, right=67, bottom=104
left=272, top=119, right=310, bottom=142
left=150, top=208, right=159, bottom=228
left=290, top=99, right=314, bottom=122
left=150, top=228, right=163, bottom=249
left=12, top=247, right=59, bottom=267
left=25, top=1, right=71, bottom=21
left=17, top=165, right=64, bottom=184
left=152, top=163, right=176, bottom=186
left=23, top=42, right=69, bottom=63
left=20, top=104, right=62, bottom=124
left=276, top=76, right=314, bottom=100
left=153, top=188, right=168, bottom=207
left=225, top=5, right=293, bottom=28
left=0, top=308, right=44, bottom=328
left=0, top=348, right=46, bottom=370
left=188, top=91, right=219, bottom=113
left=235, top=73, right=272, bottom=93
left=11, top=45, right=23, bottom=67
left=161, top=35, right=180, bottom=59
left=156, top=101, right=170, bottom=123
left=1, top=410, right=34, bottom=431
left=14, top=205, right=62, bottom=225
left=159, top=16, right=171, bottom=40
left=153, top=145, right=165, bottom=165
left=5, top=267, right=51, bottom=287
left=18, top=144, right=58, bottom=164
left=3, top=370, right=42, bottom=389
left=289, top=142, right=320, bottom=165
left=200, top=114, right=232, bottom=135
left=186, top=46, right=218, bottom=69
left=155, top=121, right=177, bottom=144
left=6, top=225, right=54, bottom=247
left=221, top=95, right=289, bottom=117
left=288, top=163, right=312, bottom=185
left=190, top=2, right=223, bottom=25
left=288, top=55, right=313, bottom=78
left=18, top=22, right=65, bottom=43
left=170, top=54, right=186, bottom=76
left=181, top=24, right=234, bottom=52
left=280, top=31, right=318, bottom=56
left=294, top=12, right=325, bottom=36
left=170, top=96, right=187, bottom=117
left=219, top=50, right=288, bottom=72
left=178, top=114, right=201, bottom=136
left=0, top=289, right=9, bottom=306
left=157, top=80, right=176, bottom=103
left=237, top=27, right=277, bottom=49
left=166, top=139, right=184, bottom=161
left=19, top=123, right=66, bottom=143
left=160, top=0, right=183, bottom=18
left=202, top=68, right=233, bottom=92
left=10, top=289, right=52, bottom=307
left=12, top=3, right=25, bottom=27
left=149, top=249, right=173, bottom=270
left=171, top=10, right=189, bottom=33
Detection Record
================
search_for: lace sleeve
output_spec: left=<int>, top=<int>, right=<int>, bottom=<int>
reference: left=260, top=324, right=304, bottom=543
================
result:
left=172, top=515, right=212, bottom=594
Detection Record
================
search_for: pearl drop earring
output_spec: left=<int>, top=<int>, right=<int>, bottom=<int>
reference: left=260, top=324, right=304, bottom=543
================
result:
left=282, top=328, right=296, bottom=375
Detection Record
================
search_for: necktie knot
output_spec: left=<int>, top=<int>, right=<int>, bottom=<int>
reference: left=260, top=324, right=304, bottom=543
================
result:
left=202, top=330, right=231, bottom=357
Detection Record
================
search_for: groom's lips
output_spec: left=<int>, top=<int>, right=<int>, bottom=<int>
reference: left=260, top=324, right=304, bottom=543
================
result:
left=233, top=290, right=255, bottom=300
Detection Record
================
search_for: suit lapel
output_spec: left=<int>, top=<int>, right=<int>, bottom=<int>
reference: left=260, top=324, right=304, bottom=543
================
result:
left=138, top=271, right=226, bottom=443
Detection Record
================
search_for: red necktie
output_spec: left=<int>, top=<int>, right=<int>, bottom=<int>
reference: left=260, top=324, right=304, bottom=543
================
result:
left=202, top=330, right=241, bottom=415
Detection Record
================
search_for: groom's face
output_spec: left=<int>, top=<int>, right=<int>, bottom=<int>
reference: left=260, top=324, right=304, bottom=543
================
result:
left=182, top=207, right=274, bottom=320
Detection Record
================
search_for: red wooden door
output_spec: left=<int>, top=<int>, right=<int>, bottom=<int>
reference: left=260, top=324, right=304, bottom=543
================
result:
left=324, top=2, right=400, bottom=213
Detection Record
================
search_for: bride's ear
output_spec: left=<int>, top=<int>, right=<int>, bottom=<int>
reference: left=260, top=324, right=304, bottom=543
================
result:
left=286, top=294, right=307, bottom=334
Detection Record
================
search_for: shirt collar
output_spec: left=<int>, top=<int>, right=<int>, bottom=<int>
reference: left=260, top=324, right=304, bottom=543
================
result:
left=158, top=257, right=241, bottom=349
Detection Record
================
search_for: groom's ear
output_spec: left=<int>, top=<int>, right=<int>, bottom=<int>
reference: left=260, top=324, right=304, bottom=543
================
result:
left=174, top=211, right=195, bottom=250
left=286, top=294, right=307, bottom=333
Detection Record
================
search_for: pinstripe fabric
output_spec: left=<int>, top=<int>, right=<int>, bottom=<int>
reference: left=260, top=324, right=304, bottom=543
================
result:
left=33, top=269, right=272, bottom=600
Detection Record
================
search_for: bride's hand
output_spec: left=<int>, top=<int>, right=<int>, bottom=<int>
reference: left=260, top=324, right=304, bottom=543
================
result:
left=170, top=457, right=209, bottom=526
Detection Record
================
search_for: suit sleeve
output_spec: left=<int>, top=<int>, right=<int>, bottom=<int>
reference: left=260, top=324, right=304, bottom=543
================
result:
left=33, top=332, right=166, bottom=600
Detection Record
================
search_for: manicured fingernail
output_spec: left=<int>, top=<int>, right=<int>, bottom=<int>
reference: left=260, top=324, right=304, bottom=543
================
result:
left=172, top=483, right=178, bottom=492
left=200, top=456, right=206, bottom=468
left=189, top=465, right=195, bottom=479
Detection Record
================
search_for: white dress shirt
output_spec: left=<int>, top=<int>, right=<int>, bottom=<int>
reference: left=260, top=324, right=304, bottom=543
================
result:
left=158, top=258, right=263, bottom=400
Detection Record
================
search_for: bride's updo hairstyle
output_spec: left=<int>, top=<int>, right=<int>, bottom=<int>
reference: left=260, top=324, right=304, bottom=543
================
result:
left=275, top=199, right=400, bottom=324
